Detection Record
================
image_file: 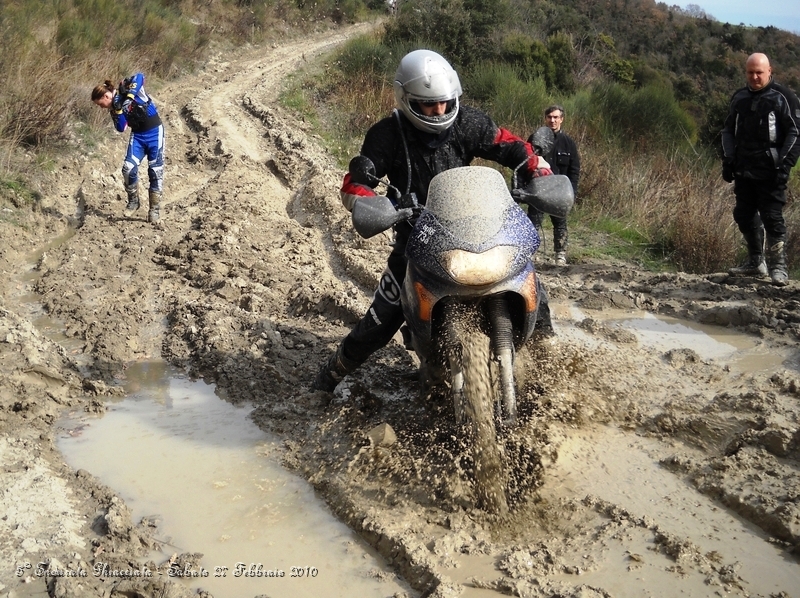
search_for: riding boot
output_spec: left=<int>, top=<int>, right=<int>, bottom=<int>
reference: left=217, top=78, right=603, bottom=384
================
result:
left=766, top=235, right=788, bottom=287
left=123, top=188, right=140, bottom=217
left=147, top=190, right=162, bottom=224
left=729, top=228, right=767, bottom=277
left=311, top=342, right=362, bottom=392
left=533, top=279, right=555, bottom=339
left=553, top=226, right=568, bottom=266
left=535, top=300, right=554, bottom=338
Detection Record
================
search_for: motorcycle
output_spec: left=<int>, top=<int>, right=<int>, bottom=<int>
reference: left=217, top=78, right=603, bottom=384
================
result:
left=349, top=127, right=574, bottom=512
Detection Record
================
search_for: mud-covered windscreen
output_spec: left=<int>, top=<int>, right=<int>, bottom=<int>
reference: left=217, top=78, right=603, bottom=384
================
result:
left=425, top=166, right=514, bottom=245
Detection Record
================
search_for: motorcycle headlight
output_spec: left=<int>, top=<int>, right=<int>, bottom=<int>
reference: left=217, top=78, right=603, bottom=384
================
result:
left=442, top=246, right=517, bottom=286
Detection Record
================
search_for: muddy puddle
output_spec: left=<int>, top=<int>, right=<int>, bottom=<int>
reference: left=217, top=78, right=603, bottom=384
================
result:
left=537, top=425, right=800, bottom=596
left=430, top=307, right=799, bottom=596
left=51, top=304, right=798, bottom=597
left=55, top=362, right=410, bottom=598
left=559, top=304, right=796, bottom=374
left=405, top=423, right=800, bottom=596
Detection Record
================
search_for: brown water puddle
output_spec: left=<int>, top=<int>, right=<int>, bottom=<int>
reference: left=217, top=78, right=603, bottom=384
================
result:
left=436, top=424, right=800, bottom=597
left=557, top=304, right=795, bottom=374
left=539, top=425, right=800, bottom=594
left=50, top=301, right=798, bottom=597
left=56, top=362, right=411, bottom=598
left=434, top=306, right=799, bottom=596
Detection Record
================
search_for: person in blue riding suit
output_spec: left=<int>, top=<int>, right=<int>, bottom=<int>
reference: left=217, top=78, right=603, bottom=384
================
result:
left=92, top=73, right=165, bottom=224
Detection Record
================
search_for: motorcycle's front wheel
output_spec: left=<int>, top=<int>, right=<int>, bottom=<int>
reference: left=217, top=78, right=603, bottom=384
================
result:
left=461, top=328, right=509, bottom=515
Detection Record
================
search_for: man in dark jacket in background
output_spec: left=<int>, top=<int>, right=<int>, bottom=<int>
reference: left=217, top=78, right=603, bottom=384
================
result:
left=528, top=105, right=580, bottom=266
left=721, top=52, right=800, bottom=286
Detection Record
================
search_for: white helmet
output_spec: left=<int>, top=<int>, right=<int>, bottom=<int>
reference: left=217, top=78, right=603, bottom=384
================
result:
left=393, top=49, right=462, bottom=134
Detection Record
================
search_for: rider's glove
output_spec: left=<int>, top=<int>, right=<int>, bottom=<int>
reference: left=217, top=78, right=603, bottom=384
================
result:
left=408, top=205, right=424, bottom=226
left=111, top=94, right=123, bottom=114
left=722, top=160, right=735, bottom=183
left=776, top=165, right=791, bottom=185
left=533, top=167, right=553, bottom=178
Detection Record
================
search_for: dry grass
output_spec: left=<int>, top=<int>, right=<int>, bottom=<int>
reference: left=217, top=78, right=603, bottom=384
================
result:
left=578, top=143, right=741, bottom=272
left=0, top=0, right=379, bottom=175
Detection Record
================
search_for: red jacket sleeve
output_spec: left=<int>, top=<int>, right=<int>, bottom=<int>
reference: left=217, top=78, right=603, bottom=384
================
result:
left=340, top=172, right=377, bottom=212
left=493, top=127, right=542, bottom=175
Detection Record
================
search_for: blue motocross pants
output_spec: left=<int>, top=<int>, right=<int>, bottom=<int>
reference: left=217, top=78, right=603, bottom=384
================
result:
left=122, top=124, right=165, bottom=195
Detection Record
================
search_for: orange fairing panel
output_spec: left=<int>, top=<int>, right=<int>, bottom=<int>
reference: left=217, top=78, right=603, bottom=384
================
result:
left=414, top=282, right=436, bottom=322
left=521, top=271, right=538, bottom=312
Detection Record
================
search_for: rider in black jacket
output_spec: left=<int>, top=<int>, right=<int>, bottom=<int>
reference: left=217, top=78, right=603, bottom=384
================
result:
left=312, top=49, right=553, bottom=393
left=721, top=52, right=800, bottom=286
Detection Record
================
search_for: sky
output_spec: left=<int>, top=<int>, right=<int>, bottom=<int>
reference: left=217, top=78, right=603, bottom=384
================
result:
left=676, top=1, right=800, bottom=34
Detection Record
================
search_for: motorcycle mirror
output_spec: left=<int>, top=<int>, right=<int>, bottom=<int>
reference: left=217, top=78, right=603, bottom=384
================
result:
left=352, top=195, right=409, bottom=239
left=524, top=175, right=575, bottom=218
left=528, top=126, right=555, bottom=157
left=348, top=155, right=378, bottom=187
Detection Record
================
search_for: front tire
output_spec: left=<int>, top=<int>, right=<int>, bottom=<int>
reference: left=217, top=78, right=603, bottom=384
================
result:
left=462, top=329, right=508, bottom=514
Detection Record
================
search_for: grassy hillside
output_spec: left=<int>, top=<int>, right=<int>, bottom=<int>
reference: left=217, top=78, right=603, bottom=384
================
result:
left=0, top=0, right=383, bottom=185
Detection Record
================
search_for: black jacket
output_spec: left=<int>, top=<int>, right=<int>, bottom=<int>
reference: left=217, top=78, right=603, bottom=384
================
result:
left=721, top=79, right=800, bottom=180
left=548, top=130, right=580, bottom=195
left=343, top=106, right=535, bottom=207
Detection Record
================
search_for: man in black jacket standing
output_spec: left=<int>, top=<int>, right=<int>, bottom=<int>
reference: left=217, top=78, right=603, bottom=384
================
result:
left=721, top=53, right=800, bottom=286
left=528, top=105, right=580, bottom=266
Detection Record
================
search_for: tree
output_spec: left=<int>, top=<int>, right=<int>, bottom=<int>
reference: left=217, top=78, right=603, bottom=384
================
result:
left=547, top=31, right=577, bottom=92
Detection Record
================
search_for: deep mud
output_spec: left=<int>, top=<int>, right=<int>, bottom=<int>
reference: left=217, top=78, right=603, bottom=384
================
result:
left=2, top=21, right=800, bottom=598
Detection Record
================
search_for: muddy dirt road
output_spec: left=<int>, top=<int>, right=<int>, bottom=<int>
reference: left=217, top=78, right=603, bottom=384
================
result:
left=2, top=21, right=800, bottom=598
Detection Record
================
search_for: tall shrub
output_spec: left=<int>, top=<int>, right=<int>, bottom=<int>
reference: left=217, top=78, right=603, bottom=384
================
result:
left=588, top=82, right=697, bottom=150
left=463, top=62, right=549, bottom=134
left=383, top=0, right=475, bottom=68
left=547, top=31, right=577, bottom=93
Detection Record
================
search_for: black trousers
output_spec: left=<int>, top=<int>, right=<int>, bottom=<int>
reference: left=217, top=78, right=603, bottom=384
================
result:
left=528, top=209, right=568, bottom=252
left=733, top=178, right=787, bottom=239
left=341, top=228, right=410, bottom=364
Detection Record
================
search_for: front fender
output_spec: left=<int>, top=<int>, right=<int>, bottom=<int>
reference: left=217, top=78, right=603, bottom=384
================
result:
left=402, top=262, right=540, bottom=356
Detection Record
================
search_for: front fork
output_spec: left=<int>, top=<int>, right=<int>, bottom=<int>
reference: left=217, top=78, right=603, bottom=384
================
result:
left=441, top=302, right=466, bottom=425
left=488, top=295, right=517, bottom=424
left=442, top=295, right=517, bottom=426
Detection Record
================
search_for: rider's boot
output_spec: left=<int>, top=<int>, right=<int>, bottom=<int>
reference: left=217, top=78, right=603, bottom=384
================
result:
left=311, top=342, right=361, bottom=393
left=766, top=235, right=789, bottom=287
left=729, top=228, right=768, bottom=277
left=553, top=227, right=568, bottom=266
left=534, top=298, right=555, bottom=339
left=531, top=277, right=555, bottom=339
left=147, top=190, right=162, bottom=224
left=123, top=187, right=140, bottom=217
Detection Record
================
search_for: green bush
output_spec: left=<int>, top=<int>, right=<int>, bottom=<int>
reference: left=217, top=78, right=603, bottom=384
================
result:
left=383, top=0, right=474, bottom=68
left=546, top=31, right=577, bottom=93
left=333, top=35, right=398, bottom=81
left=463, top=62, right=549, bottom=134
left=499, top=33, right=555, bottom=86
left=587, top=82, right=697, bottom=150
